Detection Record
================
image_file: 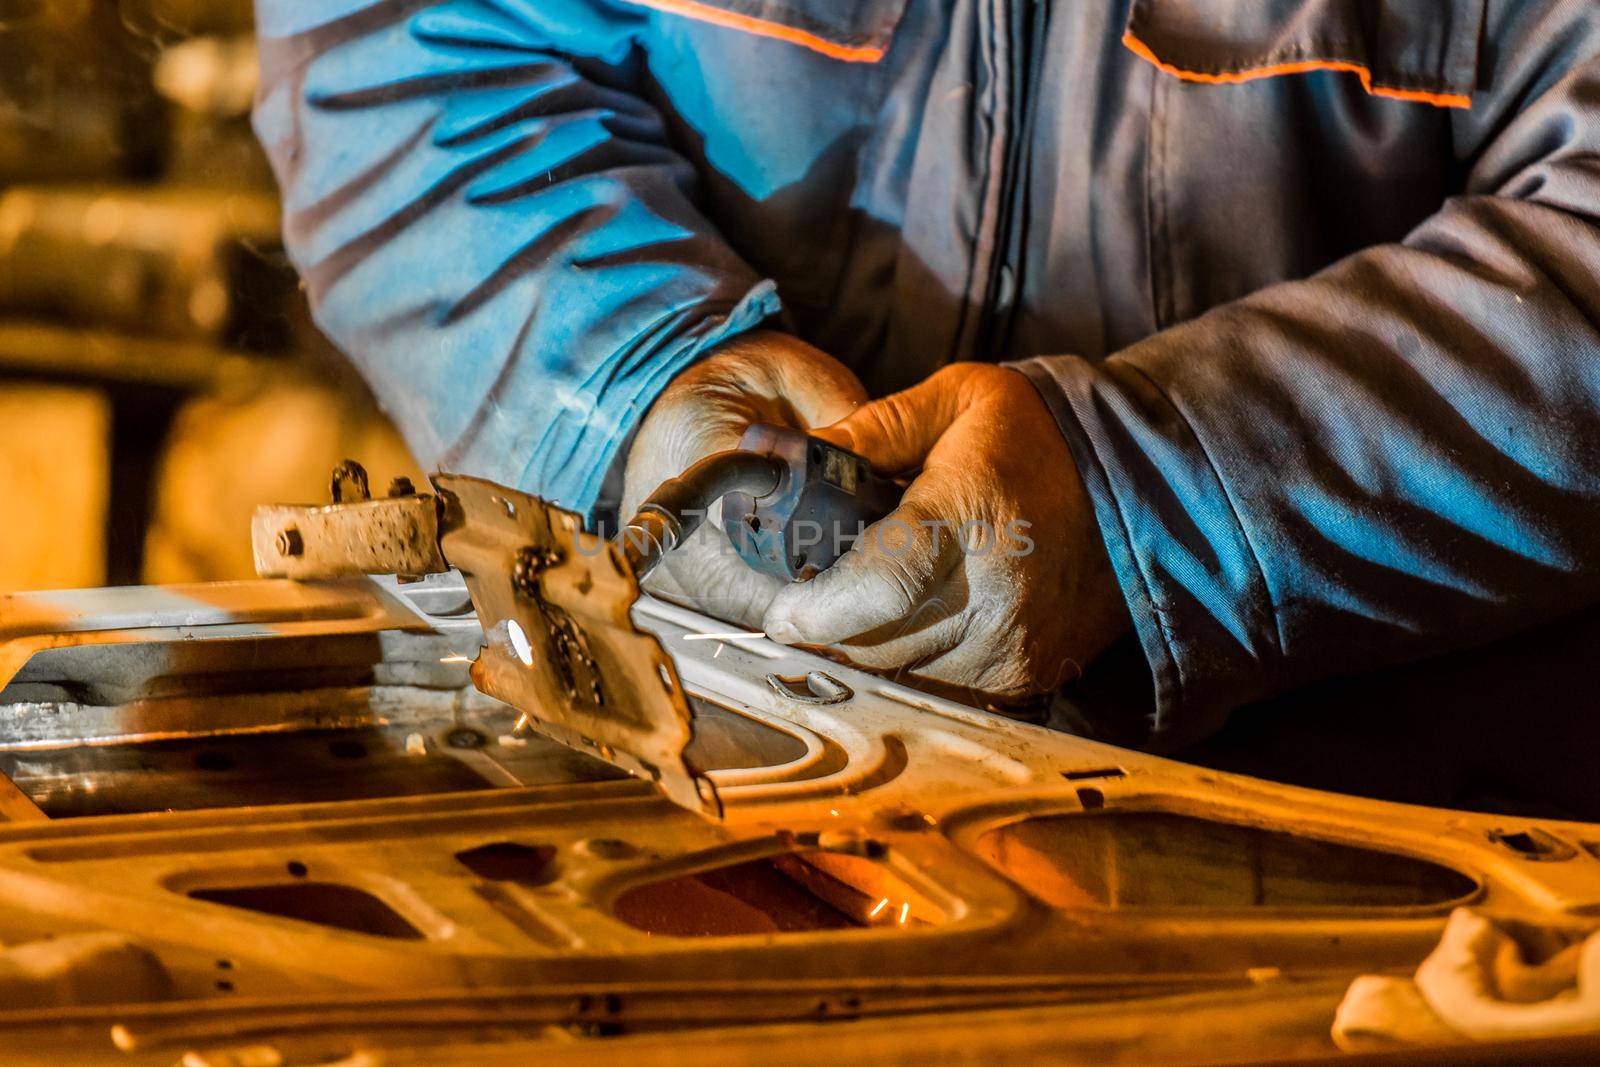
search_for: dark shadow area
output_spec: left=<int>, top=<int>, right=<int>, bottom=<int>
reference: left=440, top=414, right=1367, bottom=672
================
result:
left=189, top=881, right=424, bottom=940
left=1176, top=605, right=1600, bottom=823
left=455, top=842, right=559, bottom=887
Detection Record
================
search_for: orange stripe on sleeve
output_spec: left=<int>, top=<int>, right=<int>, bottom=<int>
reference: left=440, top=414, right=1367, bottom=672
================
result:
left=1122, top=31, right=1470, bottom=110
left=622, top=0, right=886, bottom=63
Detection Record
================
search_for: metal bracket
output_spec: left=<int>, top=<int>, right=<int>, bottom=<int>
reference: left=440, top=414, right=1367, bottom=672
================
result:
left=433, top=474, right=717, bottom=816
left=248, top=463, right=721, bottom=816
left=252, top=463, right=447, bottom=582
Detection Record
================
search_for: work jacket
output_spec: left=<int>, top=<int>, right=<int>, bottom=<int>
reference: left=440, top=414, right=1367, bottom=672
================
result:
left=254, top=0, right=1600, bottom=748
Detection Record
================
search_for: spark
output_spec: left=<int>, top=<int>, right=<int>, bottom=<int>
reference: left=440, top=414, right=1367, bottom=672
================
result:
left=439, top=654, right=472, bottom=664
left=681, top=631, right=766, bottom=642
left=869, top=898, right=889, bottom=919
left=898, top=902, right=910, bottom=925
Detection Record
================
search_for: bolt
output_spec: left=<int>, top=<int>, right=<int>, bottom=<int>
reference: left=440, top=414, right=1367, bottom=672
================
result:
left=276, top=527, right=304, bottom=557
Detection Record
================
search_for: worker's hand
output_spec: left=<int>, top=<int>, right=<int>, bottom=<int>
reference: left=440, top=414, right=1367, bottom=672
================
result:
left=762, top=363, right=1129, bottom=701
left=622, top=330, right=867, bottom=627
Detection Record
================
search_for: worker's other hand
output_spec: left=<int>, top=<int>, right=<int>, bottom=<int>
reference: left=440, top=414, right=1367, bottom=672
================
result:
left=622, top=330, right=867, bottom=628
left=762, top=363, right=1129, bottom=701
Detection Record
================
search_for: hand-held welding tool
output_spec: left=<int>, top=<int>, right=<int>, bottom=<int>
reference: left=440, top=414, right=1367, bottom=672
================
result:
left=619, top=424, right=902, bottom=582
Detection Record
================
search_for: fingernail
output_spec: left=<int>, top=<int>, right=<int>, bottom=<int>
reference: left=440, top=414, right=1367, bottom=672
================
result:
left=767, top=621, right=802, bottom=645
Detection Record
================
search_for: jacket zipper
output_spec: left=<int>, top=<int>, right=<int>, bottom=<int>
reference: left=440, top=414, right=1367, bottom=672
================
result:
left=980, top=0, right=1049, bottom=358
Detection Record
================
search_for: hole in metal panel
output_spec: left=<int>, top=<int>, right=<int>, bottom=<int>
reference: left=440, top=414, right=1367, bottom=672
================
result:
left=1488, top=827, right=1576, bottom=861
left=684, top=698, right=807, bottom=771
left=1062, top=768, right=1125, bottom=782
left=766, top=672, right=853, bottom=705
left=975, top=812, right=1476, bottom=910
left=188, top=883, right=424, bottom=940
left=611, top=851, right=940, bottom=937
left=445, top=728, right=486, bottom=750
left=456, top=842, right=558, bottom=887
left=507, top=620, right=534, bottom=666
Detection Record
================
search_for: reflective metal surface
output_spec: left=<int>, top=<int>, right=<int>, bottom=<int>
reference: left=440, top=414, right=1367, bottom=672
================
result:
left=0, top=576, right=1597, bottom=1065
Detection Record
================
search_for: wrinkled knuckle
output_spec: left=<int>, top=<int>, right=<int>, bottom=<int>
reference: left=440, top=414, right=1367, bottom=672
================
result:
left=875, top=558, right=925, bottom=616
left=870, top=393, right=920, bottom=447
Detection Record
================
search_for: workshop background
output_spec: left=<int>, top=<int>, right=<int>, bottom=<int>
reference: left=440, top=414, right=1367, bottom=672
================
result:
left=0, top=0, right=423, bottom=592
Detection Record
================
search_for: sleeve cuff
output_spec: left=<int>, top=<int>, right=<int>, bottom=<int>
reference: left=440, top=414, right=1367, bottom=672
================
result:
left=517, top=280, right=783, bottom=523
left=1012, top=355, right=1282, bottom=750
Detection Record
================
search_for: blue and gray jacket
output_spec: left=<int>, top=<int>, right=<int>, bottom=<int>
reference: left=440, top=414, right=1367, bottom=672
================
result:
left=254, top=0, right=1600, bottom=747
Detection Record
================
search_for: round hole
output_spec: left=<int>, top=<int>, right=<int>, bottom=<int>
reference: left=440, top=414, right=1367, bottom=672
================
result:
left=215, top=979, right=234, bottom=993
left=507, top=619, right=535, bottom=667
left=446, top=727, right=486, bottom=750
left=286, top=860, right=308, bottom=878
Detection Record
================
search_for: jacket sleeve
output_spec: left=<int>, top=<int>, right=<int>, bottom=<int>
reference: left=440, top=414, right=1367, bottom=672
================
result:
left=252, top=0, right=779, bottom=519
left=1016, top=4, right=1600, bottom=750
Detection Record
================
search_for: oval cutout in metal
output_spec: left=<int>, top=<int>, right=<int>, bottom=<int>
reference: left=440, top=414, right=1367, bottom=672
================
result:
left=506, top=620, right=534, bottom=667
left=767, top=671, right=853, bottom=705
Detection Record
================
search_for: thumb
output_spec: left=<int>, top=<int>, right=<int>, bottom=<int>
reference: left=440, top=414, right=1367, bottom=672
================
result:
left=811, top=364, right=975, bottom=475
left=762, top=488, right=961, bottom=647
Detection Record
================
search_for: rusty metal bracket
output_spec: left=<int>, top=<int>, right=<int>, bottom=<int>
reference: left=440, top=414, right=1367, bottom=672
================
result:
left=252, top=467, right=447, bottom=583
left=433, top=473, right=716, bottom=816
left=249, top=464, right=718, bottom=817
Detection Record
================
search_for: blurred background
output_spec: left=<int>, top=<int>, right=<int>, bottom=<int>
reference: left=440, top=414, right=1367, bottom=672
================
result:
left=0, top=0, right=423, bottom=592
